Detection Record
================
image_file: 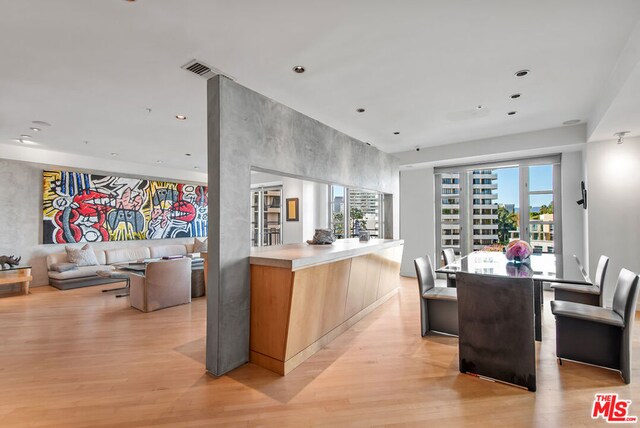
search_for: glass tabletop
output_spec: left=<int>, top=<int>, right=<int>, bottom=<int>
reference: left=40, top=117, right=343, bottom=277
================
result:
left=435, top=251, right=591, bottom=285
left=114, top=257, right=203, bottom=272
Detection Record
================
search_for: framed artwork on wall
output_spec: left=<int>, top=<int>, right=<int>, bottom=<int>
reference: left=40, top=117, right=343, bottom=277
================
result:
left=286, top=198, right=299, bottom=222
left=42, top=170, right=208, bottom=244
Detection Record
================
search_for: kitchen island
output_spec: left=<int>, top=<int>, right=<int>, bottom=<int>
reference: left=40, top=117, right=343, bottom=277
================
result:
left=249, top=238, right=404, bottom=375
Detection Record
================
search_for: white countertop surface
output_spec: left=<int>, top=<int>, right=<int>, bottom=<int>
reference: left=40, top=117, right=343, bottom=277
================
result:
left=249, top=238, right=404, bottom=270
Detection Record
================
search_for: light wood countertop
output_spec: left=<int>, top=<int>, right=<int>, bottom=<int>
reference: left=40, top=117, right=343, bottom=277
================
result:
left=249, top=238, right=404, bottom=271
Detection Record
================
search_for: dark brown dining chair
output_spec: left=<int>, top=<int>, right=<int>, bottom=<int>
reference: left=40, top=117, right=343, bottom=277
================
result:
left=441, top=248, right=457, bottom=288
left=574, top=255, right=589, bottom=279
left=414, top=255, right=458, bottom=336
left=456, top=271, right=536, bottom=391
left=551, top=255, right=609, bottom=306
left=551, top=268, right=640, bottom=384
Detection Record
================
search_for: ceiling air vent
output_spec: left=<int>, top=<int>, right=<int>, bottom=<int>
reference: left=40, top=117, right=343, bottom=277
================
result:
left=181, top=59, right=235, bottom=81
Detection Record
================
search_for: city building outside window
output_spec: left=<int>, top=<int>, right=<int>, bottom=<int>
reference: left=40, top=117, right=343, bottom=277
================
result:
left=435, top=157, right=561, bottom=262
left=330, top=186, right=383, bottom=239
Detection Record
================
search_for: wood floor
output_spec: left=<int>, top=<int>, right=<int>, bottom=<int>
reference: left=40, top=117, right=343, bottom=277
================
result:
left=0, top=278, right=638, bottom=427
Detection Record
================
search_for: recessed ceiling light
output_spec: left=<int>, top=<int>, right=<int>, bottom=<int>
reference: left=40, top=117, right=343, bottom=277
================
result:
left=507, top=111, right=517, bottom=116
left=514, top=69, right=530, bottom=78
left=185, top=153, right=192, bottom=156
left=476, top=105, right=484, bottom=110
left=111, top=152, right=119, bottom=157
left=292, top=65, right=306, bottom=74
left=175, top=115, right=187, bottom=120
left=194, top=166, right=199, bottom=170
left=32, top=120, right=51, bottom=127
left=356, top=108, right=365, bottom=113
left=30, top=127, right=41, bottom=132
left=393, top=132, right=400, bottom=135
left=19, top=139, right=38, bottom=145
left=156, top=160, right=163, bottom=164
left=510, top=93, right=522, bottom=99
left=562, top=119, right=581, bottom=125
left=20, top=134, right=32, bottom=139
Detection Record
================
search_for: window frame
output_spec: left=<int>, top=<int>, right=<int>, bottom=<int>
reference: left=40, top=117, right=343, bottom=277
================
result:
left=435, top=155, right=562, bottom=261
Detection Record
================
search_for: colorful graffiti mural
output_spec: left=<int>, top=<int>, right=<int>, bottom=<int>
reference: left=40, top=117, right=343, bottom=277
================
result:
left=43, top=170, right=208, bottom=244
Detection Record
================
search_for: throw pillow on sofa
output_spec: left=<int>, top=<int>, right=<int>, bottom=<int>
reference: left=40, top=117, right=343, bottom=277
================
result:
left=65, top=244, right=99, bottom=266
left=193, top=237, right=208, bottom=253
left=50, top=262, right=78, bottom=273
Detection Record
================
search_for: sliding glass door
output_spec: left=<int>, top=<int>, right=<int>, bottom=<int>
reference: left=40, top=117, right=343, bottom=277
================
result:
left=435, top=156, right=561, bottom=263
left=525, top=165, right=557, bottom=253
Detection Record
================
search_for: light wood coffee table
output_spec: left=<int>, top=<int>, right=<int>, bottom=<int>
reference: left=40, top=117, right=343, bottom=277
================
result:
left=0, top=266, right=32, bottom=295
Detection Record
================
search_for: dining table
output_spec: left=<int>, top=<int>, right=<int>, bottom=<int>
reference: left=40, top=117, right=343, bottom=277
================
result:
left=436, top=251, right=592, bottom=341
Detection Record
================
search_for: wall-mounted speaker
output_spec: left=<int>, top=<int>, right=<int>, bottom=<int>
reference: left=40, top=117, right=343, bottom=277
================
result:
left=576, top=180, right=587, bottom=209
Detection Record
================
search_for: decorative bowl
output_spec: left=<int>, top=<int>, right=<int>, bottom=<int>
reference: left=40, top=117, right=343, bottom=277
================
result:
left=505, top=240, right=533, bottom=263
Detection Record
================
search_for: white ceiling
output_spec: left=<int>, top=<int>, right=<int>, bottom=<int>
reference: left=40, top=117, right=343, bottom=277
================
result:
left=587, top=22, right=640, bottom=143
left=1, top=0, right=639, bottom=173
left=591, top=64, right=640, bottom=142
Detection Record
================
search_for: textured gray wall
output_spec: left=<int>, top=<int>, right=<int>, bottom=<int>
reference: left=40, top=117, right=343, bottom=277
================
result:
left=0, top=159, right=201, bottom=290
left=0, top=159, right=43, bottom=290
left=206, top=76, right=400, bottom=375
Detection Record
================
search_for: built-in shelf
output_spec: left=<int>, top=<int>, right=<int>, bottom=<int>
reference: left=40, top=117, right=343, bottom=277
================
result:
left=251, top=186, right=283, bottom=247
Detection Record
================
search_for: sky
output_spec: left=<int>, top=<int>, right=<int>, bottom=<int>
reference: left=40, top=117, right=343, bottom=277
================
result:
left=494, top=165, right=553, bottom=207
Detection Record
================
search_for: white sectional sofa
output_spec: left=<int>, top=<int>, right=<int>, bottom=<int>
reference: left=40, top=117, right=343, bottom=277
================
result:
left=47, top=243, right=201, bottom=290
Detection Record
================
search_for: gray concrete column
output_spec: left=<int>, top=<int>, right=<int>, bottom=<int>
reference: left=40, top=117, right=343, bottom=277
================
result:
left=206, top=75, right=400, bottom=375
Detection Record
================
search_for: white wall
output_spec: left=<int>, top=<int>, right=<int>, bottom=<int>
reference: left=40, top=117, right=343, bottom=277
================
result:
left=394, top=124, right=587, bottom=167
left=586, top=136, right=640, bottom=305
left=281, top=177, right=303, bottom=244
left=561, top=151, right=588, bottom=269
left=302, top=180, right=329, bottom=241
left=250, top=171, right=282, bottom=187
left=0, top=143, right=207, bottom=183
left=399, top=167, right=435, bottom=276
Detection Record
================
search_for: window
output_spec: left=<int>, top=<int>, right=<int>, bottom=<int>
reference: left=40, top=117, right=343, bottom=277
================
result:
left=330, top=186, right=383, bottom=239
left=435, top=156, right=562, bottom=260
left=348, top=189, right=381, bottom=238
left=470, top=168, right=505, bottom=253
left=527, top=165, right=555, bottom=253
left=330, top=185, right=345, bottom=239
left=438, top=173, right=461, bottom=255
